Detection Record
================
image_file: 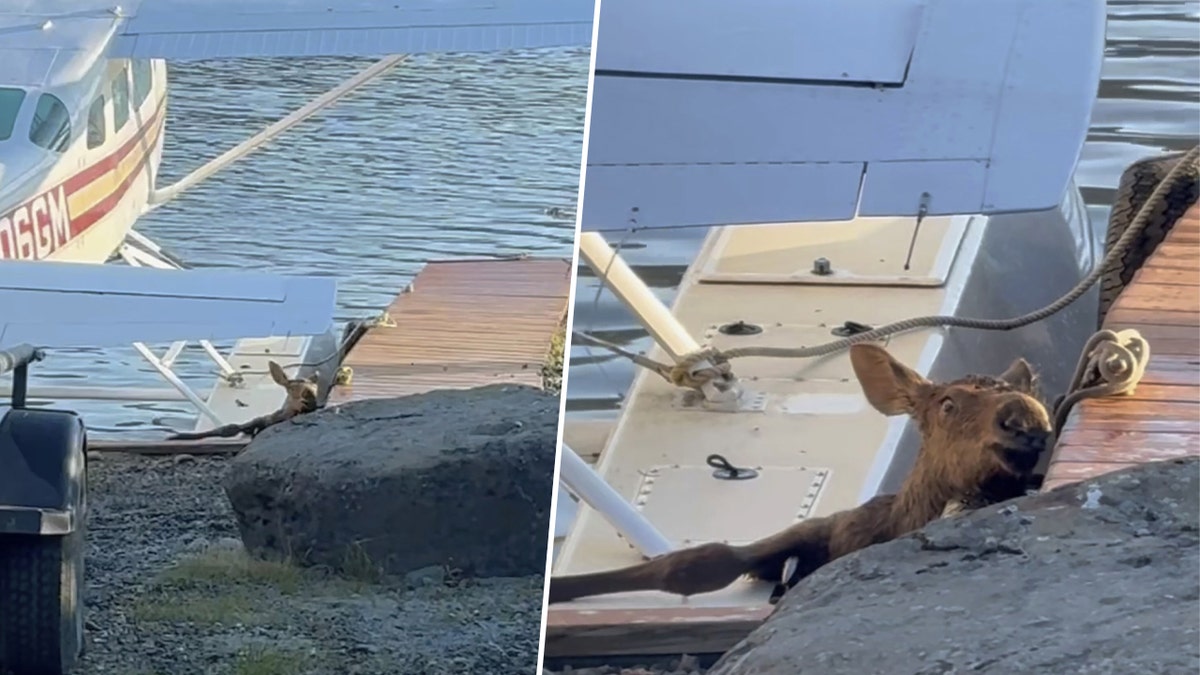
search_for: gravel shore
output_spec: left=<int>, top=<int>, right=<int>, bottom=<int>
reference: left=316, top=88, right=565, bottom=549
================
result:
left=80, top=452, right=546, bottom=675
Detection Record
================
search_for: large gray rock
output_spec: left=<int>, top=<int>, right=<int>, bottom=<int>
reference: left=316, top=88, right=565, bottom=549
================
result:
left=223, top=384, right=558, bottom=578
left=712, top=457, right=1200, bottom=675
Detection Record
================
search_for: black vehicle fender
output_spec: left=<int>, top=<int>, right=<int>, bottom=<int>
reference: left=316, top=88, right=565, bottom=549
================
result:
left=0, top=407, right=87, bottom=513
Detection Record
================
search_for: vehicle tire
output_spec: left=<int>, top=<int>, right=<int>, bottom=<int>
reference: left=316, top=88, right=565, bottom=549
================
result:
left=1097, top=149, right=1199, bottom=327
left=0, top=531, right=84, bottom=675
left=0, top=420, right=86, bottom=675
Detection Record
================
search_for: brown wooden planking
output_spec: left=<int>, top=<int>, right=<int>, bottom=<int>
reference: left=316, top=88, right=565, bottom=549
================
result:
left=1097, top=338, right=1199, bottom=358
left=1072, top=383, right=1199, bottom=404
left=87, top=438, right=247, bottom=455
left=1143, top=251, right=1200, bottom=270
left=1140, top=248, right=1200, bottom=265
left=1101, top=322, right=1199, bottom=341
left=544, top=605, right=773, bottom=659
left=1108, top=286, right=1200, bottom=314
left=408, top=259, right=571, bottom=297
left=1133, top=267, right=1200, bottom=286
left=1175, top=205, right=1199, bottom=230
left=1135, top=356, right=1200, bottom=387
left=1044, top=200, right=1200, bottom=490
left=1138, top=354, right=1200, bottom=370
left=1106, top=308, right=1200, bottom=326
left=343, top=363, right=547, bottom=378
left=331, top=372, right=546, bottom=400
left=327, top=258, right=570, bottom=405
left=1059, top=404, right=1200, bottom=435
left=1092, top=326, right=1200, bottom=359
left=1054, top=431, right=1200, bottom=464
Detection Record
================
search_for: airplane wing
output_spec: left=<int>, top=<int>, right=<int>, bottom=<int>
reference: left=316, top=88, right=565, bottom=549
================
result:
left=110, top=0, right=594, bottom=60
left=0, top=261, right=335, bottom=349
left=580, top=0, right=1106, bottom=231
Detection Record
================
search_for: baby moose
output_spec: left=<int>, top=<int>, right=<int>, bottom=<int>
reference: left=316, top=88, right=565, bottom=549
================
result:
left=548, top=343, right=1050, bottom=604
left=168, top=361, right=321, bottom=441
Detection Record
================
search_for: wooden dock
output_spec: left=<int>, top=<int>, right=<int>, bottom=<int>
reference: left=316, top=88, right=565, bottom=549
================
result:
left=1044, top=200, right=1200, bottom=490
left=326, top=257, right=571, bottom=404
left=86, top=257, right=568, bottom=456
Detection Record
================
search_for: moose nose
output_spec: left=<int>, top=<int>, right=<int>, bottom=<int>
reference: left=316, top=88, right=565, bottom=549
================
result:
left=996, top=397, right=1051, bottom=440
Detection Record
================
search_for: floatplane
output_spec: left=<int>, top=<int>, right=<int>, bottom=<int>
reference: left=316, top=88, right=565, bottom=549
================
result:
left=0, top=0, right=594, bottom=434
left=544, top=0, right=1144, bottom=661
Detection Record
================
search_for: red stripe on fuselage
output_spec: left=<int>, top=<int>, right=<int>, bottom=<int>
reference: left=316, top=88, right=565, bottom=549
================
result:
left=0, top=95, right=166, bottom=260
left=63, top=95, right=167, bottom=196
left=68, top=140, right=157, bottom=235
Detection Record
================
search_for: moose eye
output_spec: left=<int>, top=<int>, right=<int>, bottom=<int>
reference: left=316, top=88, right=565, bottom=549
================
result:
left=939, top=397, right=956, bottom=415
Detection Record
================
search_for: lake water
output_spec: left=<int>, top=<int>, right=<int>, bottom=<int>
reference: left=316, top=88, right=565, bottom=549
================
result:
left=25, top=48, right=590, bottom=439
left=564, top=0, right=1200, bottom=420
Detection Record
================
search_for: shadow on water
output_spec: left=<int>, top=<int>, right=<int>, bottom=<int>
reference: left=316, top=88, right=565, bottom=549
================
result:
left=566, top=0, right=1200, bottom=415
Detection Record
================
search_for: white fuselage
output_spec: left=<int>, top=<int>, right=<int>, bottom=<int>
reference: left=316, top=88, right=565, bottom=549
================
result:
left=0, top=6, right=168, bottom=263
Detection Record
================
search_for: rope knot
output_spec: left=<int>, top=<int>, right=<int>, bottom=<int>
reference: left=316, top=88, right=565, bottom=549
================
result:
left=1052, top=329, right=1151, bottom=434
left=667, top=347, right=735, bottom=391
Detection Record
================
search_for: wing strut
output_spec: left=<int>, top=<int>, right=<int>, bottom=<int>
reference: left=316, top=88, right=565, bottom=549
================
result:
left=147, top=54, right=409, bottom=211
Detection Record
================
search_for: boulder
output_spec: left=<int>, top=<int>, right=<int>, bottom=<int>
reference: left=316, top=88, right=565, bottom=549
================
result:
left=223, top=384, right=559, bottom=579
left=711, top=457, right=1200, bottom=675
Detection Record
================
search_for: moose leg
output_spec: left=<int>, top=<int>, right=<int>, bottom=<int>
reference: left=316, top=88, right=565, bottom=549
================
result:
left=243, top=409, right=300, bottom=437
left=548, top=542, right=753, bottom=604
left=549, top=515, right=845, bottom=604
left=743, top=496, right=895, bottom=588
left=742, top=521, right=836, bottom=588
left=167, top=422, right=247, bottom=441
left=167, top=410, right=299, bottom=441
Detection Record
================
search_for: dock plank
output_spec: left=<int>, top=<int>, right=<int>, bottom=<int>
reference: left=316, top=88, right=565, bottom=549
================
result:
left=1109, top=285, right=1200, bottom=313
left=88, top=438, right=247, bottom=455
left=1045, top=199, right=1200, bottom=489
left=1053, top=431, right=1200, bottom=464
left=1133, top=266, right=1200, bottom=286
left=1106, top=308, right=1200, bottom=326
left=545, top=606, right=773, bottom=659
left=327, top=257, right=570, bottom=405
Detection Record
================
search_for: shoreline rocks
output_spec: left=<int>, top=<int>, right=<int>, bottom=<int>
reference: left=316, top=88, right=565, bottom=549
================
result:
left=709, top=458, right=1200, bottom=675
left=224, top=384, right=560, bottom=579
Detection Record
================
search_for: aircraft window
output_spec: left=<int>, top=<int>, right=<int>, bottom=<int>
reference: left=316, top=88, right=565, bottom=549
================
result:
left=28, top=93, right=70, bottom=153
left=87, top=95, right=106, bottom=149
left=0, top=88, right=25, bottom=141
left=112, top=67, right=130, bottom=131
left=132, top=60, right=152, bottom=106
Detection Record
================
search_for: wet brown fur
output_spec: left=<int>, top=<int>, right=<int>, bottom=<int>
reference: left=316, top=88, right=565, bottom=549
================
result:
left=167, top=361, right=320, bottom=441
left=547, top=343, right=1050, bottom=604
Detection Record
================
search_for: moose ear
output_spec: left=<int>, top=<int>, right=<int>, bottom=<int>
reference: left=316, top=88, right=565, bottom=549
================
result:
left=849, top=343, right=929, bottom=416
left=267, top=361, right=290, bottom=387
left=998, top=358, right=1037, bottom=395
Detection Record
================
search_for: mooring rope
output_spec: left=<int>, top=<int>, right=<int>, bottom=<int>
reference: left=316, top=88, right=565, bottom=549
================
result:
left=578, top=145, right=1200, bottom=392
left=1051, top=328, right=1151, bottom=438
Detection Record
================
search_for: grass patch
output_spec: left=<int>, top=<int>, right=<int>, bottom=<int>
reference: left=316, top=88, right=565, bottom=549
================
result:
left=160, top=547, right=305, bottom=595
left=541, top=319, right=566, bottom=393
left=340, top=541, right=383, bottom=585
left=131, top=546, right=305, bottom=626
left=131, top=592, right=266, bottom=625
left=131, top=543, right=388, bottom=631
left=232, top=646, right=308, bottom=675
